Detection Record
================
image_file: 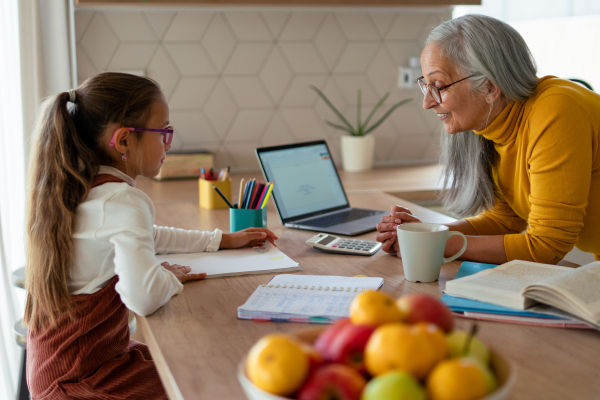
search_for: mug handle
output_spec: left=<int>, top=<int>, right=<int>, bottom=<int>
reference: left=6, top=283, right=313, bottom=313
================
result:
left=443, top=231, right=467, bottom=264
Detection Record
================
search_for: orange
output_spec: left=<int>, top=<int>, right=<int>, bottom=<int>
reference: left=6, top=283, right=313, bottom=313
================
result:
left=427, top=357, right=496, bottom=400
left=364, top=322, right=438, bottom=379
left=411, top=322, right=448, bottom=363
left=349, top=290, right=405, bottom=327
left=245, top=334, right=309, bottom=396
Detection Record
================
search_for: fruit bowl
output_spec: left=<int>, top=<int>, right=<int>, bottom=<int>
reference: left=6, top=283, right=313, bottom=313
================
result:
left=237, top=328, right=516, bottom=400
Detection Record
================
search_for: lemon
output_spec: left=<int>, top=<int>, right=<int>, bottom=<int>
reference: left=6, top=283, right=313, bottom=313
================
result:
left=245, top=334, right=309, bottom=396
left=427, top=357, right=496, bottom=400
left=350, top=290, right=405, bottom=327
left=364, top=322, right=438, bottom=379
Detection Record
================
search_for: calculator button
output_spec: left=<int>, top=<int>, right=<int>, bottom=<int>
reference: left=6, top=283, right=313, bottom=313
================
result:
left=331, top=244, right=338, bottom=247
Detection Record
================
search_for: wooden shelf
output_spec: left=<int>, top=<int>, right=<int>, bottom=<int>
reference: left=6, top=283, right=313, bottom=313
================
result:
left=76, top=0, right=479, bottom=6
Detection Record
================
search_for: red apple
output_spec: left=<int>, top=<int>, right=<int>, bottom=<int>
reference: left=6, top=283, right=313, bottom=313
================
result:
left=396, top=293, right=454, bottom=332
left=299, top=342, right=324, bottom=376
left=297, top=364, right=367, bottom=400
left=314, top=318, right=351, bottom=355
left=314, top=318, right=375, bottom=374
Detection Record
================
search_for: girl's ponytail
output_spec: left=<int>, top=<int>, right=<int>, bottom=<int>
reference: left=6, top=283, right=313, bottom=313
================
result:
left=24, top=73, right=163, bottom=333
left=25, top=91, right=98, bottom=332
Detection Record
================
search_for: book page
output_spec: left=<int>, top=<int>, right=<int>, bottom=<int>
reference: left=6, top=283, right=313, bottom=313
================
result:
left=466, top=262, right=568, bottom=292
left=445, top=260, right=571, bottom=309
left=524, top=262, right=600, bottom=322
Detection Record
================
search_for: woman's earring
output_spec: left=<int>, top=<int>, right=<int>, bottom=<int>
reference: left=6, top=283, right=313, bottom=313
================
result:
left=122, top=153, right=128, bottom=161
left=487, top=98, right=491, bottom=103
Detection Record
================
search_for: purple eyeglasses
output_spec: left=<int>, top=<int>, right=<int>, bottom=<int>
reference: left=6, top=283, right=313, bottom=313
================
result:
left=109, top=126, right=174, bottom=147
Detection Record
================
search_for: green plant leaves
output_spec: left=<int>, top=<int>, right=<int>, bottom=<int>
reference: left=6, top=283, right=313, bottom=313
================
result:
left=309, top=85, right=355, bottom=134
left=309, top=85, right=412, bottom=137
left=364, top=98, right=413, bottom=134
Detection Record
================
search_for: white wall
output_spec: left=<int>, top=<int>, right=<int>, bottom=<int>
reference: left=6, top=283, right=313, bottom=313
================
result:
left=74, top=7, right=452, bottom=171
left=511, top=15, right=600, bottom=92
left=455, top=0, right=600, bottom=91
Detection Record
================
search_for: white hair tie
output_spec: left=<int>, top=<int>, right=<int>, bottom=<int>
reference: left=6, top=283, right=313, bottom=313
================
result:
left=68, top=89, right=76, bottom=103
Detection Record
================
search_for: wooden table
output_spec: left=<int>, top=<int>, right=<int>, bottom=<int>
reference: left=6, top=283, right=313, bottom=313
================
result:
left=136, top=173, right=600, bottom=400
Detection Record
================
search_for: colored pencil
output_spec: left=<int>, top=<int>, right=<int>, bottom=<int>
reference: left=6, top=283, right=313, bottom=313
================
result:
left=250, top=182, right=264, bottom=209
left=260, top=183, right=274, bottom=209
left=255, top=182, right=270, bottom=209
left=241, top=180, right=252, bottom=209
left=244, top=179, right=255, bottom=209
left=237, top=178, right=245, bottom=208
left=212, top=185, right=234, bottom=208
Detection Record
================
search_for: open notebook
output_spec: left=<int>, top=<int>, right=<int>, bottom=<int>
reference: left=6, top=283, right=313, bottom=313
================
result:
left=238, top=274, right=384, bottom=323
left=155, top=243, right=301, bottom=278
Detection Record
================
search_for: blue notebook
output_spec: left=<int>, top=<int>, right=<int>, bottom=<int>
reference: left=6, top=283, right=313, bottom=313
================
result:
left=441, top=262, right=560, bottom=319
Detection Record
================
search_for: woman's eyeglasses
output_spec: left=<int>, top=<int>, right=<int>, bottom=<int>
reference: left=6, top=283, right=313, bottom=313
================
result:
left=417, top=75, right=475, bottom=104
left=109, top=126, right=174, bottom=147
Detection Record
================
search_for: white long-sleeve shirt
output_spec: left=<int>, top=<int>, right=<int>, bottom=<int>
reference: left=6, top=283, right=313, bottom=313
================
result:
left=70, top=166, right=222, bottom=316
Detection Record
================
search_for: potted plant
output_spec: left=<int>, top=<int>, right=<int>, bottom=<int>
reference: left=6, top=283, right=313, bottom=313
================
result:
left=310, top=85, right=412, bottom=172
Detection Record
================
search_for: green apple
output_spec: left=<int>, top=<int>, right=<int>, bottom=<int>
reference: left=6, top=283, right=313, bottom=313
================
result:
left=446, top=330, right=491, bottom=365
left=361, top=371, right=426, bottom=400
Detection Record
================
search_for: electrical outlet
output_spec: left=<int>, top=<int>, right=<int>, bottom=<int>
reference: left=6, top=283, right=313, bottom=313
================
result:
left=398, top=67, right=419, bottom=89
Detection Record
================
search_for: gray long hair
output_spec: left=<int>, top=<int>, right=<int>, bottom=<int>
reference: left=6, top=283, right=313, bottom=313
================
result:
left=426, top=14, right=538, bottom=217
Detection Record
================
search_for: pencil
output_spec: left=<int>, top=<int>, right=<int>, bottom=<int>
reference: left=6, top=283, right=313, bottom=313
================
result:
left=260, top=183, right=274, bottom=209
left=255, top=182, right=270, bottom=209
left=245, top=179, right=256, bottom=209
left=249, top=182, right=263, bottom=209
left=238, top=178, right=245, bottom=208
left=212, top=185, right=234, bottom=208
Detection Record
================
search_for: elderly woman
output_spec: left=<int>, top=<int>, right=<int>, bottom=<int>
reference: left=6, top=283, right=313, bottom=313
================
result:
left=376, top=14, right=600, bottom=265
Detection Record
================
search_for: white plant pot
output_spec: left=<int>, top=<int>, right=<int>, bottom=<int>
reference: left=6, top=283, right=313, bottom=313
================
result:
left=340, top=135, right=375, bottom=172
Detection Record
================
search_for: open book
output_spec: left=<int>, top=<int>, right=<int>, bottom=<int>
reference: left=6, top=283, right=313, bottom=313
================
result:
left=444, top=260, right=600, bottom=328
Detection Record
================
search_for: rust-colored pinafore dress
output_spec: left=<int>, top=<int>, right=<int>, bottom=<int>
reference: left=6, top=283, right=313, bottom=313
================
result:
left=27, top=174, right=169, bottom=400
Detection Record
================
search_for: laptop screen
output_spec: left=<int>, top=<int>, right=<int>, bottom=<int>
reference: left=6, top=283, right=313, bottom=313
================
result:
left=256, top=142, right=349, bottom=221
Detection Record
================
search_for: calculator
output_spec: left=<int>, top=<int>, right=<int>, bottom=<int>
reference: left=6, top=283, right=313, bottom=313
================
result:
left=306, top=233, right=382, bottom=256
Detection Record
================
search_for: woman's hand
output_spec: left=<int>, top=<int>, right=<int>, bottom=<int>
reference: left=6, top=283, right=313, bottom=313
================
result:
left=161, top=262, right=207, bottom=284
left=375, top=205, right=421, bottom=255
left=220, top=228, right=279, bottom=249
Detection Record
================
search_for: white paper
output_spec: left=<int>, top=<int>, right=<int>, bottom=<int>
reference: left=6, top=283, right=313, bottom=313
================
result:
left=155, top=243, right=301, bottom=278
left=238, top=275, right=384, bottom=322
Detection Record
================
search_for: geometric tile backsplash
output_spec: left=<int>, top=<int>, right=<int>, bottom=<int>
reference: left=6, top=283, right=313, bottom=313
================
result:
left=75, top=7, right=451, bottom=170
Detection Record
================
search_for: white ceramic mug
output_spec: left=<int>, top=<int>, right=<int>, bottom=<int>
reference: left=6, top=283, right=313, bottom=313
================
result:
left=397, top=223, right=467, bottom=283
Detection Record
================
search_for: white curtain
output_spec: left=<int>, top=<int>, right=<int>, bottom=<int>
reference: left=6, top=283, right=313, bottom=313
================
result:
left=0, top=0, right=74, bottom=397
left=0, top=0, right=28, bottom=397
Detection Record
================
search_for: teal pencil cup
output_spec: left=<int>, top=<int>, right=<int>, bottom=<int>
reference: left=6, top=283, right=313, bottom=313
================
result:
left=229, top=208, right=267, bottom=232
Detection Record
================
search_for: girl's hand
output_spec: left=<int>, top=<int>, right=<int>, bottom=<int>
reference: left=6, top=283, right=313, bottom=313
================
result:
left=220, top=228, right=278, bottom=249
left=375, top=205, right=421, bottom=256
left=161, top=262, right=207, bottom=283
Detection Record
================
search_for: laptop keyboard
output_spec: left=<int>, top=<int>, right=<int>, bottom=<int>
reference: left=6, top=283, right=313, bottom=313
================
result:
left=302, top=209, right=383, bottom=228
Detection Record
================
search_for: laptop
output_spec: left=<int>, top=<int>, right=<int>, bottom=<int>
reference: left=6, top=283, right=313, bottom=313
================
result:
left=255, top=140, right=387, bottom=236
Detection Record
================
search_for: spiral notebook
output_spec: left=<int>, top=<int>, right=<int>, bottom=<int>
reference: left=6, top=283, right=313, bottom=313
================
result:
left=237, top=274, right=384, bottom=323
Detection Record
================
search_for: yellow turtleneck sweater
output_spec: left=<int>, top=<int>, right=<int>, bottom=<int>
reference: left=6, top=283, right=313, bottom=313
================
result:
left=466, top=76, right=600, bottom=264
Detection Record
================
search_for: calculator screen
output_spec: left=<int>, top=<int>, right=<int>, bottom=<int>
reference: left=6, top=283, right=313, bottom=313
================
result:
left=317, top=236, right=336, bottom=246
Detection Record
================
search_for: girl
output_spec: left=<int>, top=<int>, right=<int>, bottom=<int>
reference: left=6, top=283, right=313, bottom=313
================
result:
left=24, top=72, right=277, bottom=399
